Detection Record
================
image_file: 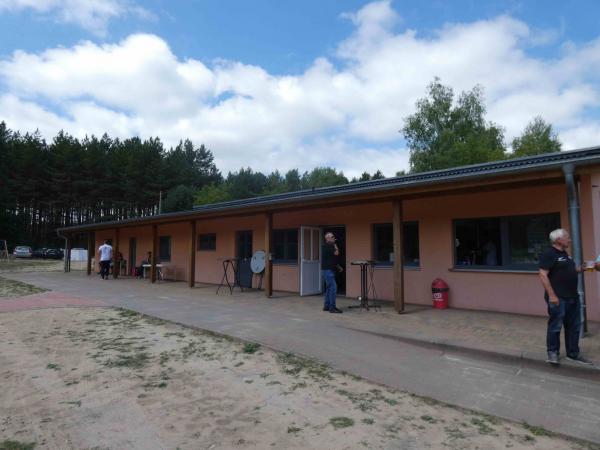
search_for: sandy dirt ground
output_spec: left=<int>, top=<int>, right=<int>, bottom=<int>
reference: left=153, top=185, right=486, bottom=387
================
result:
left=1, top=303, right=597, bottom=450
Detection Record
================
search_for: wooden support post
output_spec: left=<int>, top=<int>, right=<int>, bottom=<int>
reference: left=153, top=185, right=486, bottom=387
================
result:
left=64, top=235, right=72, bottom=273
left=113, top=228, right=120, bottom=279
left=151, top=224, right=158, bottom=283
left=392, top=199, right=405, bottom=313
left=264, top=212, right=273, bottom=297
left=189, top=220, right=196, bottom=288
left=86, top=232, right=93, bottom=275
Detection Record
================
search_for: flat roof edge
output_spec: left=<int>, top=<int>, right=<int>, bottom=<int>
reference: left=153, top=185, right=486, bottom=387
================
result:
left=57, top=148, right=600, bottom=233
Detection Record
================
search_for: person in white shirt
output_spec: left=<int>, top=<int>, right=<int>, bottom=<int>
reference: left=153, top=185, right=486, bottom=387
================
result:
left=98, top=240, right=113, bottom=280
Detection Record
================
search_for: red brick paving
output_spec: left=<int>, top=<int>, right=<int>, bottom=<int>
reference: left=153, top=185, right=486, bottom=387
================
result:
left=0, top=291, right=109, bottom=312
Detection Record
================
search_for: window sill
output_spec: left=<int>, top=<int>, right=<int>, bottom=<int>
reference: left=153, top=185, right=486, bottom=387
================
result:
left=372, top=264, right=421, bottom=271
left=449, top=267, right=538, bottom=274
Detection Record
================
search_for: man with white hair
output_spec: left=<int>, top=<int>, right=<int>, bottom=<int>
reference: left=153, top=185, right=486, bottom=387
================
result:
left=538, top=228, right=592, bottom=366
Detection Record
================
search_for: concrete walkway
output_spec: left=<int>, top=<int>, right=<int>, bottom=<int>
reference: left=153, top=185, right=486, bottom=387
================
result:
left=5, top=271, right=600, bottom=444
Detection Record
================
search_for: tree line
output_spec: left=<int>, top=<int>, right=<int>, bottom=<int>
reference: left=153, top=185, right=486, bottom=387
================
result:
left=0, top=78, right=562, bottom=248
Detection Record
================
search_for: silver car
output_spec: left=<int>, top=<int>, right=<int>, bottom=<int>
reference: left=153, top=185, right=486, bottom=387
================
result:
left=13, top=246, right=32, bottom=258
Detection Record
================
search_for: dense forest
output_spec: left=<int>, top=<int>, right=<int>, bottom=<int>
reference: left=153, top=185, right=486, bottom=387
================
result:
left=0, top=122, right=379, bottom=248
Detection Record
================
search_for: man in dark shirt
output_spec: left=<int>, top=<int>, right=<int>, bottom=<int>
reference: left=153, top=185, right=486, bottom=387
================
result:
left=322, top=232, right=343, bottom=313
left=539, top=228, right=592, bottom=366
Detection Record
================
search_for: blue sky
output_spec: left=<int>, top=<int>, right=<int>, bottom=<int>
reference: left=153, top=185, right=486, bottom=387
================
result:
left=1, top=0, right=600, bottom=176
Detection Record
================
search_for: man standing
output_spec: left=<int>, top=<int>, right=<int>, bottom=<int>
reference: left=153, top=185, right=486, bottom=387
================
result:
left=539, top=229, right=592, bottom=366
left=98, top=239, right=113, bottom=280
left=322, top=232, right=343, bottom=313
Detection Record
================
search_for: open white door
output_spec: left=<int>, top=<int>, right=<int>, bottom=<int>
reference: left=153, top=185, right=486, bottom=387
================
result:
left=300, top=226, right=322, bottom=296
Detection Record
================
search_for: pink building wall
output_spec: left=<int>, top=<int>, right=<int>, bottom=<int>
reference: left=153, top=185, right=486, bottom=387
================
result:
left=90, top=180, right=600, bottom=321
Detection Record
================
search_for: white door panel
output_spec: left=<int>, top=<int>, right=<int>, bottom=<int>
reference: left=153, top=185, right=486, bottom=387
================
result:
left=300, top=226, right=322, bottom=296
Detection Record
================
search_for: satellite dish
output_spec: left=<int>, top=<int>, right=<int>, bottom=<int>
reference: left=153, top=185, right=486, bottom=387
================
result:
left=251, top=250, right=266, bottom=273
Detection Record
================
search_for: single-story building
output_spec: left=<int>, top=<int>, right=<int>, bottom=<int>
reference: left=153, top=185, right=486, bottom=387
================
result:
left=58, top=148, right=600, bottom=323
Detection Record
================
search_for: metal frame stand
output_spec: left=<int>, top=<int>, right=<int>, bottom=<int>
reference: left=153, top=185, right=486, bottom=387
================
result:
left=217, top=258, right=243, bottom=294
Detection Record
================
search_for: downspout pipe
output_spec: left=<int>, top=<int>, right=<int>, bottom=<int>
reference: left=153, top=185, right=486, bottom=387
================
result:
left=563, top=163, right=587, bottom=336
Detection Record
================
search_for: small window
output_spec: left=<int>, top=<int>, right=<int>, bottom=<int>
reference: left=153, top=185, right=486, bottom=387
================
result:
left=198, top=233, right=216, bottom=251
left=454, top=213, right=560, bottom=269
left=272, top=229, right=298, bottom=263
left=372, top=222, right=420, bottom=267
left=159, top=236, right=171, bottom=262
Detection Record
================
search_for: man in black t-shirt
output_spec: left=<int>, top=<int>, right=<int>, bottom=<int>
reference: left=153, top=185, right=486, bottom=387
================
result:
left=539, top=228, right=592, bottom=366
left=322, top=232, right=343, bottom=313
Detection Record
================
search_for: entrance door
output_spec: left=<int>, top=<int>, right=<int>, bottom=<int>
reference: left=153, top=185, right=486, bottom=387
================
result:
left=300, top=226, right=322, bottom=296
left=236, top=230, right=253, bottom=288
left=129, top=238, right=136, bottom=276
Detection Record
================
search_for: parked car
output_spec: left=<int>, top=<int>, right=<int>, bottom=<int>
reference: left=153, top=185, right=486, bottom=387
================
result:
left=44, top=248, right=64, bottom=259
left=13, top=246, right=33, bottom=258
left=32, top=248, right=47, bottom=258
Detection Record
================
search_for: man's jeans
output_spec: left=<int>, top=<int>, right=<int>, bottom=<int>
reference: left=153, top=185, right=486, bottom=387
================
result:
left=546, top=297, right=581, bottom=357
left=322, top=269, right=337, bottom=310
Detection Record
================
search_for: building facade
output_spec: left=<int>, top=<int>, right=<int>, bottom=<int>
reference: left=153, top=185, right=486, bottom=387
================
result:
left=59, top=148, right=600, bottom=322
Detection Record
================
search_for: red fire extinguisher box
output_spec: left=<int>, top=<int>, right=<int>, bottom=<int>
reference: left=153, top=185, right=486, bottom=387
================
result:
left=431, top=278, right=449, bottom=309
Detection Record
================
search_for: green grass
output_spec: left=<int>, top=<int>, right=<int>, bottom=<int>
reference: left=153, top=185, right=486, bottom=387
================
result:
left=0, top=277, right=48, bottom=298
left=106, top=352, right=150, bottom=369
left=522, top=422, right=554, bottom=437
left=243, top=342, right=261, bottom=354
left=46, top=363, right=60, bottom=370
left=329, top=417, right=355, bottom=429
left=0, top=440, right=36, bottom=450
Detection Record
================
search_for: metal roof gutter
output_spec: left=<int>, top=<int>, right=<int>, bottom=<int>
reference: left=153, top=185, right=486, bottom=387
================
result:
left=57, top=146, right=600, bottom=233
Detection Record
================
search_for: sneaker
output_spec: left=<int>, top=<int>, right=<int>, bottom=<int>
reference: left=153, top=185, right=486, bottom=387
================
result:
left=566, top=354, right=593, bottom=365
left=546, top=351, right=560, bottom=365
left=322, top=306, right=329, bottom=312
left=329, top=307, right=343, bottom=314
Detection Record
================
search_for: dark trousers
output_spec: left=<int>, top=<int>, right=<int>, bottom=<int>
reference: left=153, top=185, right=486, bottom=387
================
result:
left=546, top=297, right=581, bottom=357
left=100, top=260, right=110, bottom=279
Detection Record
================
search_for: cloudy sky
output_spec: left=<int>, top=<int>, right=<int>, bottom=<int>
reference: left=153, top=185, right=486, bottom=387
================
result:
left=1, top=0, right=600, bottom=177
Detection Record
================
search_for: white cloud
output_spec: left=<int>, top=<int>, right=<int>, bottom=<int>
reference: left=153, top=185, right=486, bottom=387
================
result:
left=0, top=0, right=153, bottom=36
left=1, top=0, right=600, bottom=178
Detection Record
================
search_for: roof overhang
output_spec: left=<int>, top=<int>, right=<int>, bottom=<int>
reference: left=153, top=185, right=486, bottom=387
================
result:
left=57, top=147, right=600, bottom=234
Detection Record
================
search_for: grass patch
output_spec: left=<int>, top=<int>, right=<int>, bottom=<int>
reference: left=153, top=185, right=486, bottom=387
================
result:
left=362, top=418, right=375, bottom=425
left=243, top=342, right=261, bottom=354
left=106, top=352, right=150, bottom=370
left=277, top=352, right=332, bottom=382
left=46, top=363, right=60, bottom=370
left=522, top=422, right=554, bottom=437
left=329, top=417, right=355, bottom=429
left=59, top=400, right=81, bottom=407
left=0, top=277, right=48, bottom=298
left=287, top=426, right=302, bottom=434
left=444, top=426, right=467, bottom=440
left=0, top=440, right=36, bottom=450
left=471, top=417, right=496, bottom=435
left=420, top=415, right=438, bottom=424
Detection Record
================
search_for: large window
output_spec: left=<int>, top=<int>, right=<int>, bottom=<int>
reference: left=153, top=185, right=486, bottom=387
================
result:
left=159, top=236, right=171, bottom=262
left=272, top=229, right=298, bottom=263
left=454, top=213, right=560, bottom=269
left=373, top=222, right=420, bottom=267
left=198, top=233, right=216, bottom=251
